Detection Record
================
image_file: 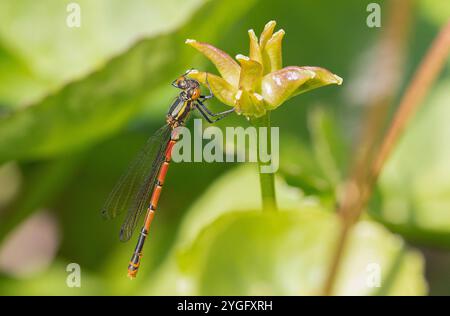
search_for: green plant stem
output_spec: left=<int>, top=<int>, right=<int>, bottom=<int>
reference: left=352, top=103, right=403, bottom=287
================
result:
left=252, top=111, right=278, bottom=212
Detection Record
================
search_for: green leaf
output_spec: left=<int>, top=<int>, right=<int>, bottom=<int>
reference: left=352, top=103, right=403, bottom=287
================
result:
left=0, top=0, right=206, bottom=107
left=142, top=165, right=426, bottom=295
left=279, top=136, right=332, bottom=196
left=374, top=79, right=450, bottom=247
left=172, top=165, right=308, bottom=248
left=0, top=44, right=48, bottom=107
left=0, top=0, right=257, bottom=164
left=308, top=107, right=348, bottom=187
left=277, top=108, right=348, bottom=205
left=153, top=209, right=426, bottom=295
left=419, top=0, right=450, bottom=26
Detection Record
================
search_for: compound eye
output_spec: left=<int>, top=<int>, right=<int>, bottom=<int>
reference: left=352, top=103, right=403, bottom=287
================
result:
left=177, top=78, right=187, bottom=89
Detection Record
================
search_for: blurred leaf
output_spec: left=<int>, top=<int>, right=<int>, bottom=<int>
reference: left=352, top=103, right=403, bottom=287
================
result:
left=374, top=80, right=450, bottom=247
left=0, top=44, right=49, bottom=107
left=279, top=136, right=332, bottom=196
left=308, top=107, right=348, bottom=187
left=140, top=164, right=307, bottom=294
left=419, top=0, right=450, bottom=26
left=0, top=0, right=257, bottom=164
left=143, top=165, right=426, bottom=295
left=278, top=107, right=348, bottom=205
left=187, top=213, right=426, bottom=295
left=171, top=165, right=307, bottom=249
left=0, top=0, right=205, bottom=106
left=148, top=210, right=426, bottom=295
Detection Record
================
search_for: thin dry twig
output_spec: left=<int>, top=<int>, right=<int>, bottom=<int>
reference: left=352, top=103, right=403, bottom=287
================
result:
left=323, top=3, right=450, bottom=295
left=371, top=20, right=450, bottom=180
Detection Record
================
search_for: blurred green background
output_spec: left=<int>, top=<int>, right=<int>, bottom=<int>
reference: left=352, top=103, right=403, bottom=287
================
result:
left=0, top=0, right=449, bottom=295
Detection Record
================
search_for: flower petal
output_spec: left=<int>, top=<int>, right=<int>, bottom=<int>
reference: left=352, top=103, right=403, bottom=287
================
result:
left=186, top=39, right=240, bottom=88
left=188, top=70, right=237, bottom=107
left=293, top=66, right=343, bottom=96
left=261, top=66, right=317, bottom=109
left=262, top=29, right=285, bottom=73
left=259, top=20, right=276, bottom=48
left=236, top=54, right=263, bottom=92
left=234, top=89, right=266, bottom=117
left=248, top=29, right=263, bottom=65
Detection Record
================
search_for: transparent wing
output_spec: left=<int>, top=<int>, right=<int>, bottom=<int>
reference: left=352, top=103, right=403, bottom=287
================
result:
left=101, top=125, right=172, bottom=242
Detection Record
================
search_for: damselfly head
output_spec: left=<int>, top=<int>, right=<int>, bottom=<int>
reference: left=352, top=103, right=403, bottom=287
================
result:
left=173, top=76, right=189, bottom=89
left=173, top=75, right=199, bottom=90
left=172, top=68, right=201, bottom=91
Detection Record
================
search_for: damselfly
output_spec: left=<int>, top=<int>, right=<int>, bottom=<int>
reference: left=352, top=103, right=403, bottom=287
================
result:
left=102, top=69, right=235, bottom=278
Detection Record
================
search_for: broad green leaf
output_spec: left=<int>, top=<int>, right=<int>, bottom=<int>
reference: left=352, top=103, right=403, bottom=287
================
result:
left=419, top=0, right=450, bottom=26
left=140, top=164, right=308, bottom=294
left=142, top=165, right=426, bottom=295
left=181, top=212, right=426, bottom=295
left=147, top=209, right=426, bottom=295
left=0, top=0, right=204, bottom=107
left=0, top=44, right=49, bottom=107
left=374, top=79, right=450, bottom=246
left=0, top=0, right=257, bottom=164
left=171, top=165, right=308, bottom=249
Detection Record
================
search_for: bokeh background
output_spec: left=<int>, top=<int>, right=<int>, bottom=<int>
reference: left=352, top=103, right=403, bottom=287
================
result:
left=0, top=0, right=449, bottom=295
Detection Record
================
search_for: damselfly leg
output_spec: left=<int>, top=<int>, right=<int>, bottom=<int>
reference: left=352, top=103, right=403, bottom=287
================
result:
left=195, top=101, right=235, bottom=123
left=196, top=74, right=235, bottom=123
